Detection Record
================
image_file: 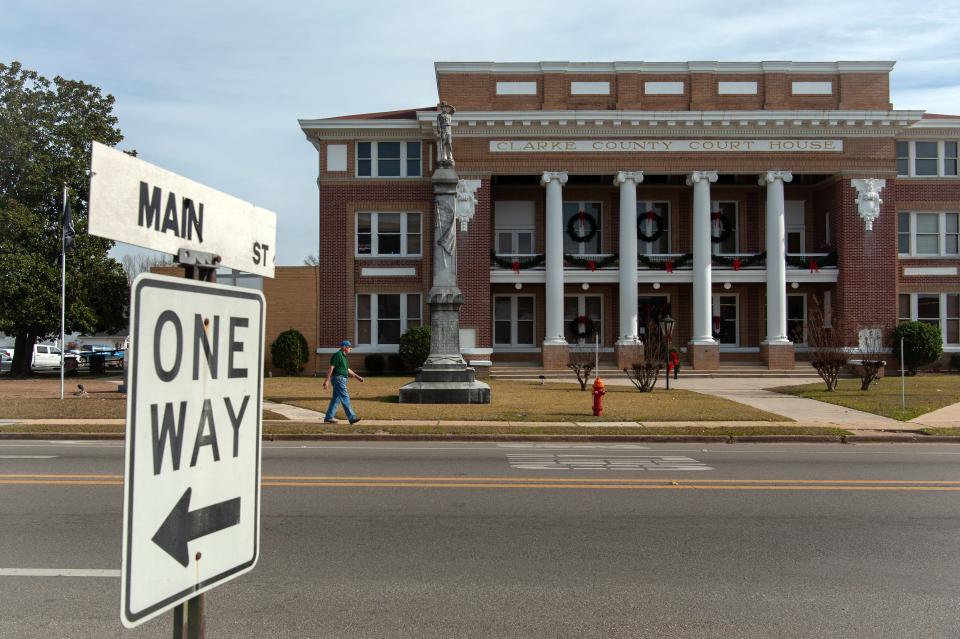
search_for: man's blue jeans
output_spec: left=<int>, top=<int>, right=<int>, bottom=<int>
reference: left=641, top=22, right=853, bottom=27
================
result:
left=325, top=375, right=357, bottom=421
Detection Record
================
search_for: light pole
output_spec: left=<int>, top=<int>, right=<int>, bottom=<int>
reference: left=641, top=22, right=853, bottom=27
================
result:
left=659, top=314, right=676, bottom=390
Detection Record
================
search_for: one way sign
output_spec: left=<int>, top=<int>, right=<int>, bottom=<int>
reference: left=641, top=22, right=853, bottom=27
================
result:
left=121, top=274, right=264, bottom=628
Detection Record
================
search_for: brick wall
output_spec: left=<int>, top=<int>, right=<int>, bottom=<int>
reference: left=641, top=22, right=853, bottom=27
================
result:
left=263, top=267, right=319, bottom=375
left=436, top=71, right=890, bottom=112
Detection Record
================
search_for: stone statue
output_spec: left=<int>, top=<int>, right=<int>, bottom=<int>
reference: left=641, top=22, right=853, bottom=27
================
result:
left=852, top=178, right=886, bottom=231
left=435, top=199, right=457, bottom=270
left=436, top=101, right=456, bottom=167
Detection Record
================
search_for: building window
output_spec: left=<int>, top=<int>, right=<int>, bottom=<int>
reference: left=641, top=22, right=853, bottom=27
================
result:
left=356, top=141, right=421, bottom=177
left=898, top=293, right=960, bottom=345
left=637, top=201, right=670, bottom=255
left=711, top=201, right=739, bottom=254
left=711, top=294, right=739, bottom=346
left=564, top=295, right=602, bottom=343
left=356, top=293, right=421, bottom=346
left=785, top=201, right=805, bottom=254
left=787, top=294, right=807, bottom=345
left=562, top=202, right=602, bottom=255
left=895, top=141, right=960, bottom=177
left=356, top=212, right=421, bottom=256
left=493, top=295, right=535, bottom=347
left=494, top=201, right=536, bottom=255
left=897, top=212, right=960, bottom=256
left=896, top=141, right=909, bottom=177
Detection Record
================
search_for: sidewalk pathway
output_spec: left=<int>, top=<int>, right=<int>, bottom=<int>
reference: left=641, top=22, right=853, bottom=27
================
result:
left=910, top=401, right=960, bottom=428
left=263, top=400, right=326, bottom=421
left=597, top=376, right=913, bottom=430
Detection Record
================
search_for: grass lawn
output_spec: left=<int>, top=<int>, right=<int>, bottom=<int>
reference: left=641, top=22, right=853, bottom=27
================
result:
left=0, top=396, right=284, bottom=421
left=0, top=422, right=845, bottom=437
left=771, top=374, right=960, bottom=421
left=265, top=376, right=786, bottom=422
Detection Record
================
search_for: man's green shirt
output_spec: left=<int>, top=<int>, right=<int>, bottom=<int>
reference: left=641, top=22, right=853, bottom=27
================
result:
left=330, top=349, right=349, bottom=377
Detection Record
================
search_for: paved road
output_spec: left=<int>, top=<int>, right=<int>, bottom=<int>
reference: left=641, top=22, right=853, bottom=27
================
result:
left=1, top=441, right=960, bottom=638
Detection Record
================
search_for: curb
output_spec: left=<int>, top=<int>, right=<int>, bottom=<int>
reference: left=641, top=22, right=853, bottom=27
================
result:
left=2, top=432, right=960, bottom=444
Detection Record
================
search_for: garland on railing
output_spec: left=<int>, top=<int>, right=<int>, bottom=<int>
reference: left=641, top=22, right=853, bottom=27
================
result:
left=784, top=251, right=837, bottom=270
left=490, top=251, right=545, bottom=271
left=563, top=254, right=619, bottom=270
left=491, top=250, right=838, bottom=272
left=638, top=253, right=693, bottom=271
left=712, top=251, right=766, bottom=269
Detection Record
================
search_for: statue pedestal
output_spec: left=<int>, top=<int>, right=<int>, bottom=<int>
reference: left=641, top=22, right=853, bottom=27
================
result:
left=398, top=164, right=491, bottom=404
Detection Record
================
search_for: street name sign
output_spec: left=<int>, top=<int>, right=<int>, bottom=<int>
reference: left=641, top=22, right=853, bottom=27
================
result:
left=88, top=141, right=277, bottom=278
left=121, top=274, right=265, bottom=628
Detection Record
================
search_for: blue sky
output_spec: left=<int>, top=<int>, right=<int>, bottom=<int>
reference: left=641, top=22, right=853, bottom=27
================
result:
left=3, top=0, right=958, bottom=266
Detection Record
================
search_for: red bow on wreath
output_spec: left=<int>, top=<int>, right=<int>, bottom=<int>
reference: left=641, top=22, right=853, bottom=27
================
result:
left=732, top=258, right=742, bottom=271
left=711, top=211, right=721, bottom=221
left=587, top=260, right=596, bottom=272
left=511, top=260, right=520, bottom=273
left=665, top=259, right=674, bottom=273
left=576, top=315, right=589, bottom=334
left=646, top=210, right=656, bottom=221
left=578, top=210, right=586, bottom=223
left=809, top=259, right=819, bottom=273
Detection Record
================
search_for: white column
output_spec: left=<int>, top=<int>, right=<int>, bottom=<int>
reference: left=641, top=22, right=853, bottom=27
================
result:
left=687, top=171, right=718, bottom=344
left=614, top=171, right=644, bottom=344
left=541, top=171, right=569, bottom=345
left=760, top=170, right=793, bottom=344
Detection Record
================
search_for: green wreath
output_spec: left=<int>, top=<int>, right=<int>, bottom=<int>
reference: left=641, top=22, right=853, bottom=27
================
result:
left=710, top=212, right=733, bottom=244
left=566, top=211, right=599, bottom=244
left=569, top=315, right=596, bottom=340
left=637, top=211, right=666, bottom=243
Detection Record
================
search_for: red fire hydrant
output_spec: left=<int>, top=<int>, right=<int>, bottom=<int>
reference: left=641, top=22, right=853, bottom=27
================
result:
left=592, top=377, right=606, bottom=417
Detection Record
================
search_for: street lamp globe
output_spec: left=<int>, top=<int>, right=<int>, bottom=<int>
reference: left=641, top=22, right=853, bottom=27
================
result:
left=659, top=314, right=675, bottom=341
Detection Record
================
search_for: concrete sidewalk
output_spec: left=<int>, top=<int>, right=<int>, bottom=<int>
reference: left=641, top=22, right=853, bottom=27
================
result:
left=910, top=402, right=960, bottom=428
left=597, top=376, right=917, bottom=430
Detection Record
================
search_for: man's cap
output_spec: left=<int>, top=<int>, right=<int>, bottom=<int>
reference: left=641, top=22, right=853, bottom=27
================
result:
left=341, top=340, right=352, bottom=347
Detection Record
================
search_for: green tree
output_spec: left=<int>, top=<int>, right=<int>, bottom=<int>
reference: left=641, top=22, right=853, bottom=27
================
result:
left=0, top=61, right=128, bottom=375
left=271, top=329, right=309, bottom=375
left=891, top=321, right=943, bottom=375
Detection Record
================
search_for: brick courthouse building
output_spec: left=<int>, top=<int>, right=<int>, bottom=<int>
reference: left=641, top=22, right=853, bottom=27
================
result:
left=296, top=61, right=960, bottom=371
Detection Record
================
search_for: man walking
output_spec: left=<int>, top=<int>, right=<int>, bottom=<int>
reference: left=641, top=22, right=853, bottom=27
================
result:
left=323, top=340, right=363, bottom=424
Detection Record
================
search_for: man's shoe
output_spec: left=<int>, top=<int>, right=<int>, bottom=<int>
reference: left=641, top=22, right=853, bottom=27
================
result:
left=349, top=417, right=361, bottom=425
left=324, top=418, right=339, bottom=424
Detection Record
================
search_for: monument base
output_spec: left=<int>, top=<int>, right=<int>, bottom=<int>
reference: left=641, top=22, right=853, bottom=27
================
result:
left=687, top=341, right=720, bottom=370
left=398, top=366, right=491, bottom=404
left=760, top=342, right=795, bottom=369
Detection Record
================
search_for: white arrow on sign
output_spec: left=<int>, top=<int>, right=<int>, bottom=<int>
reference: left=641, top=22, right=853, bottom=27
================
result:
left=89, top=142, right=277, bottom=278
left=121, top=274, right=264, bottom=628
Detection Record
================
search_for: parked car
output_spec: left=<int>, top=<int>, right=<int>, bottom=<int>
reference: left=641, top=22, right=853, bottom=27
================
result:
left=3, top=345, right=78, bottom=371
left=76, top=345, right=125, bottom=369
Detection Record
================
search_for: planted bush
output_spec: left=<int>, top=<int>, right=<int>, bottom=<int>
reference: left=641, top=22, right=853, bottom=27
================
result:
left=270, top=329, right=308, bottom=376
left=891, top=321, right=943, bottom=375
left=364, top=354, right=386, bottom=376
left=399, top=325, right=431, bottom=370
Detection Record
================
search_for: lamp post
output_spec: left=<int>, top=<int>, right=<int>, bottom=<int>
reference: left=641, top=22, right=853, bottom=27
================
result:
left=659, top=314, right=676, bottom=390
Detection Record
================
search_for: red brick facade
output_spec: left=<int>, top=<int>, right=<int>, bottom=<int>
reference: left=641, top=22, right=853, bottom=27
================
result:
left=296, top=61, right=959, bottom=369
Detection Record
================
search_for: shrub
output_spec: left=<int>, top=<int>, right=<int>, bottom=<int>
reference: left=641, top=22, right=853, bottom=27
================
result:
left=891, top=321, right=943, bottom=375
left=270, top=329, right=308, bottom=376
left=364, top=354, right=386, bottom=376
left=399, top=325, right=432, bottom=370
left=387, top=353, right=407, bottom=373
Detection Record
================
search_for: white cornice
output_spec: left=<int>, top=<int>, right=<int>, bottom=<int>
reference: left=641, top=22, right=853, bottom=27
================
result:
left=909, top=119, right=960, bottom=129
left=298, top=118, right=424, bottom=132
left=435, top=61, right=896, bottom=75
left=417, top=109, right=924, bottom=127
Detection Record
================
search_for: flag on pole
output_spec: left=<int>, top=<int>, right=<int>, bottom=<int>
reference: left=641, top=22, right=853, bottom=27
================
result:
left=62, top=187, right=75, bottom=252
